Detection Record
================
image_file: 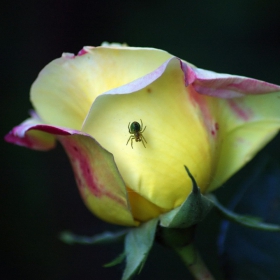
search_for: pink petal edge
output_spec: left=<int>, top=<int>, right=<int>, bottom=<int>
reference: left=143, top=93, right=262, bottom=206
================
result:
left=4, top=118, right=86, bottom=150
left=84, top=55, right=280, bottom=103
left=181, top=61, right=280, bottom=98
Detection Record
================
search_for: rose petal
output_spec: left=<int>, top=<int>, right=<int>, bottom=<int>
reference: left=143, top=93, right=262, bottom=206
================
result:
left=4, top=117, right=56, bottom=150
left=183, top=62, right=280, bottom=98
left=31, top=46, right=172, bottom=129
left=5, top=122, right=137, bottom=226
left=82, top=58, right=214, bottom=211
left=207, top=92, right=280, bottom=191
left=58, top=134, right=138, bottom=226
left=127, top=187, right=168, bottom=222
left=180, top=62, right=280, bottom=191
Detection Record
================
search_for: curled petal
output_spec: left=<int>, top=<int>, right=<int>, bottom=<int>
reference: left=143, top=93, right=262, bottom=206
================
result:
left=208, top=92, right=280, bottom=191
left=5, top=121, right=137, bottom=226
left=183, top=62, right=280, bottom=98
left=58, top=134, right=138, bottom=226
left=180, top=62, right=280, bottom=191
left=31, top=46, right=172, bottom=129
left=4, top=117, right=56, bottom=150
left=188, top=80, right=280, bottom=191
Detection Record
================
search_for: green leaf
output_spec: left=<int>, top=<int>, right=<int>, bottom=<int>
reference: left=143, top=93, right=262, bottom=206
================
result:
left=122, top=218, right=158, bottom=280
left=159, top=166, right=213, bottom=228
left=208, top=194, right=280, bottom=231
left=59, top=229, right=128, bottom=245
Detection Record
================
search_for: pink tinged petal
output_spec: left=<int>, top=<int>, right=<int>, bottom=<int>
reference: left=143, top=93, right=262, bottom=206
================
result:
left=4, top=118, right=56, bottom=150
left=58, top=134, right=137, bottom=226
left=227, top=99, right=252, bottom=121
left=182, top=62, right=280, bottom=98
left=188, top=85, right=217, bottom=138
left=6, top=120, right=137, bottom=226
left=208, top=92, right=280, bottom=191
left=77, top=47, right=89, bottom=56
left=63, top=47, right=91, bottom=58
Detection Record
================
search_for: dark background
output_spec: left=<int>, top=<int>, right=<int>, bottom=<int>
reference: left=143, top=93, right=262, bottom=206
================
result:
left=2, top=1, right=280, bottom=279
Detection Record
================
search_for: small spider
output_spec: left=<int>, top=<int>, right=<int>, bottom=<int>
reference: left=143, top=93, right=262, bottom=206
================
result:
left=126, top=119, right=147, bottom=149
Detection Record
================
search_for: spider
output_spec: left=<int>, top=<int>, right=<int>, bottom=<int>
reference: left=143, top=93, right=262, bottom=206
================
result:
left=126, top=119, right=147, bottom=149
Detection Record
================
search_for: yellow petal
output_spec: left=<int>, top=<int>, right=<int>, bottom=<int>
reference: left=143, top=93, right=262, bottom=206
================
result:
left=127, top=187, right=168, bottom=222
left=207, top=92, right=280, bottom=191
left=31, top=46, right=172, bottom=130
left=82, top=58, right=214, bottom=211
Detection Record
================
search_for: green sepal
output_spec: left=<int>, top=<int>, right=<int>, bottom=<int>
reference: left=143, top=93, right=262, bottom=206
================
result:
left=122, top=218, right=158, bottom=280
left=208, top=194, right=280, bottom=232
left=159, top=166, right=213, bottom=228
left=59, top=229, right=128, bottom=245
left=103, top=252, right=126, bottom=267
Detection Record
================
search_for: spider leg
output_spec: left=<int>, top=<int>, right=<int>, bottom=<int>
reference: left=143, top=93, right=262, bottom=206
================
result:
left=140, top=119, right=143, bottom=130
left=126, top=135, right=133, bottom=145
left=141, top=137, right=146, bottom=148
left=131, top=137, right=135, bottom=149
left=141, top=125, right=146, bottom=133
left=141, top=134, right=147, bottom=144
left=128, top=122, right=131, bottom=133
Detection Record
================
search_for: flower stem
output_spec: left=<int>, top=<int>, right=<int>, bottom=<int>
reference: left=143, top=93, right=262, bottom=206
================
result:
left=174, top=243, right=215, bottom=280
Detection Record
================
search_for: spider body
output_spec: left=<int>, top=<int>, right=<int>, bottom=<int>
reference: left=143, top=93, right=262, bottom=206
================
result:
left=126, top=119, right=147, bottom=149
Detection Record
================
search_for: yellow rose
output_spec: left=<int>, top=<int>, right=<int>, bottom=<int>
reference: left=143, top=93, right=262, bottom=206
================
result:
left=5, top=44, right=280, bottom=226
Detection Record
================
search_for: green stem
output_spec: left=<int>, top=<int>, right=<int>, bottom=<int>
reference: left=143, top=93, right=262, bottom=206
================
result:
left=175, top=243, right=215, bottom=280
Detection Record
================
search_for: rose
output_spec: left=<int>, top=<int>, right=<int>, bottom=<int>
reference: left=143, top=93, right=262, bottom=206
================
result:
left=5, top=43, right=280, bottom=227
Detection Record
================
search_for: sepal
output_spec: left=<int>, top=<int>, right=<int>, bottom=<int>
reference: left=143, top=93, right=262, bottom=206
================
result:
left=59, top=229, right=127, bottom=245
left=208, top=194, right=280, bottom=231
left=122, top=218, right=158, bottom=280
left=103, top=252, right=126, bottom=267
left=159, top=166, right=213, bottom=228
